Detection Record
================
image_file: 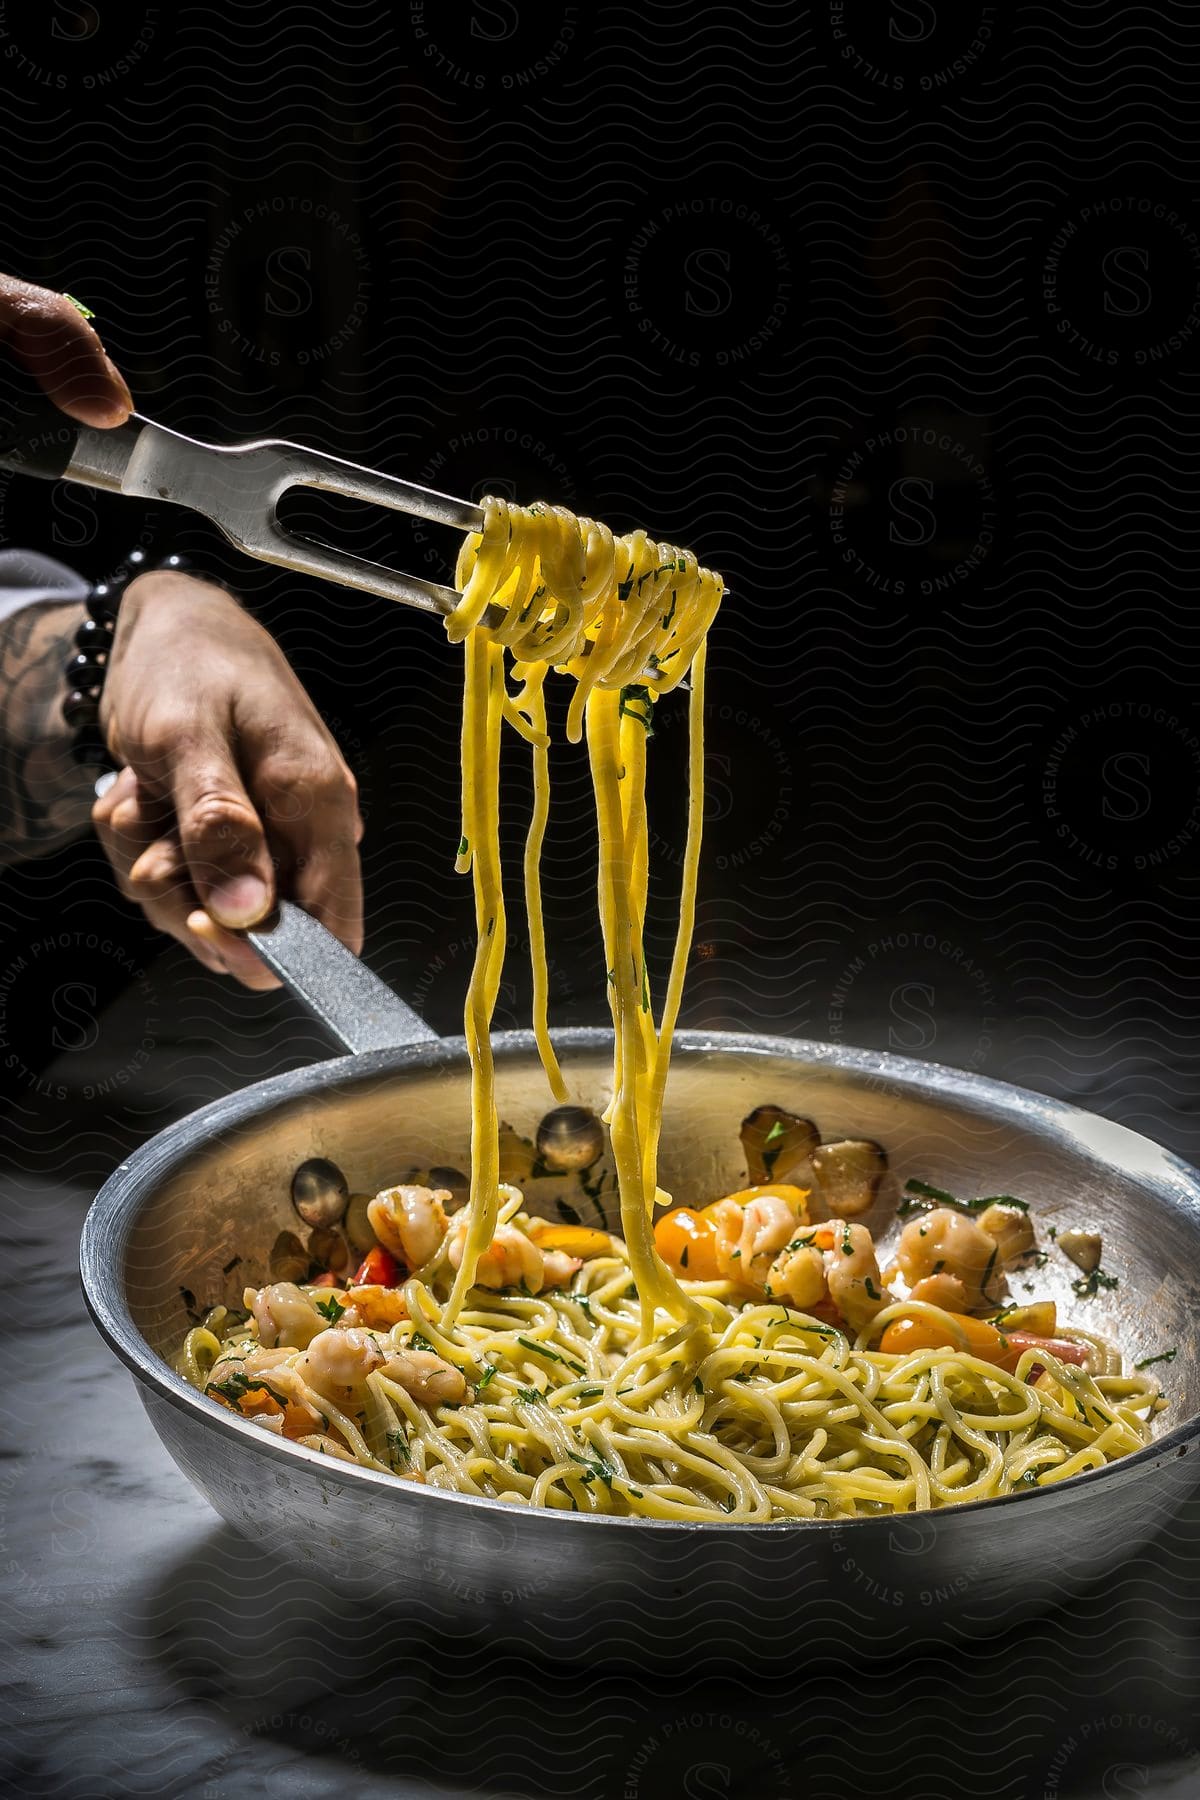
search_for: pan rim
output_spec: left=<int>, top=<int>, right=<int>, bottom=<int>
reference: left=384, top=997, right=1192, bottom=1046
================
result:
left=79, top=1026, right=1200, bottom=1534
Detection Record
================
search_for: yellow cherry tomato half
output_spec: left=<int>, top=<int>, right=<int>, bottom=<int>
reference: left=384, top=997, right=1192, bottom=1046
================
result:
left=654, top=1206, right=722, bottom=1281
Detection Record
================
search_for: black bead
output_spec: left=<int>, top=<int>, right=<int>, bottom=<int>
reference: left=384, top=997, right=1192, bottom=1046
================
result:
left=63, top=651, right=107, bottom=689
left=87, top=582, right=120, bottom=623
left=62, top=688, right=100, bottom=729
left=158, top=552, right=190, bottom=572
left=74, top=616, right=113, bottom=653
left=69, top=730, right=111, bottom=768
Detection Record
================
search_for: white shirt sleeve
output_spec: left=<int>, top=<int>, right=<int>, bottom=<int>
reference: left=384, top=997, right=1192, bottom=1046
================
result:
left=0, top=548, right=90, bottom=627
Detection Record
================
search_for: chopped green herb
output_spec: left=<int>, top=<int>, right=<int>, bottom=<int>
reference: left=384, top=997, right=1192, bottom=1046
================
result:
left=516, top=1387, right=544, bottom=1405
left=1047, top=1224, right=1058, bottom=1240
left=516, top=1335, right=584, bottom=1374
left=864, top=1277, right=881, bottom=1301
left=1135, top=1348, right=1177, bottom=1370
left=981, top=1245, right=1002, bottom=1306
left=206, top=1370, right=288, bottom=1408
left=764, top=1120, right=786, bottom=1146
left=900, top=1178, right=1029, bottom=1219
left=1071, top=1267, right=1120, bottom=1300
left=386, top=1427, right=409, bottom=1465
left=64, top=293, right=95, bottom=319
left=618, top=684, right=655, bottom=736
left=314, top=1295, right=346, bottom=1324
left=576, top=1386, right=605, bottom=1399
left=568, top=1449, right=616, bottom=1487
left=476, top=1364, right=497, bottom=1392
left=409, top=1331, right=436, bottom=1354
left=457, top=835, right=468, bottom=856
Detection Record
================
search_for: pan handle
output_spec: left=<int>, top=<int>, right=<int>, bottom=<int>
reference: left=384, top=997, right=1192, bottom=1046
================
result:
left=245, top=900, right=440, bottom=1054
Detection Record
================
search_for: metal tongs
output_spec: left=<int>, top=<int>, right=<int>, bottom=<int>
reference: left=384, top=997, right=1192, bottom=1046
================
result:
left=0, top=368, right=500, bottom=623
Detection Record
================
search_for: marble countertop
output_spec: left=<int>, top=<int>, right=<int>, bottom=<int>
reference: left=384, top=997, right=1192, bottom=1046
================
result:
left=4, top=952, right=1200, bottom=1799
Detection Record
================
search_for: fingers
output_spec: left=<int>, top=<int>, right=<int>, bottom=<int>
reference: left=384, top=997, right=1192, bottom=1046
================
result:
left=92, top=768, right=280, bottom=987
left=92, top=768, right=225, bottom=974
left=254, top=756, right=364, bottom=955
left=0, top=277, right=133, bottom=427
left=182, top=908, right=281, bottom=991
left=166, top=736, right=278, bottom=931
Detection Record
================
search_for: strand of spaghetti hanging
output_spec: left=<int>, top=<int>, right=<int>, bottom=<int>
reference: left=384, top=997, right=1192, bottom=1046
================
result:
left=439, top=498, right=723, bottom=1325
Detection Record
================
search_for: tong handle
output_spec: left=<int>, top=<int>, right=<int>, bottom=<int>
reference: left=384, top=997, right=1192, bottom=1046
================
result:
left=0, top=361, right=82, bottom=481
left=245, top=900, right=440, bottom=1054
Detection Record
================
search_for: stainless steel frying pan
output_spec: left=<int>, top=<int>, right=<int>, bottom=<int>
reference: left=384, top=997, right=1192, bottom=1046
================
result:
left=79, top=906, right=1200, bottom=1661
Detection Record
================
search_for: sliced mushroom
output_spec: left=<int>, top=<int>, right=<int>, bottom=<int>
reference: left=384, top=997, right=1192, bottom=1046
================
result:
left=344, top=1192, right=378, bottom=1256
left=1059, top=1228, right=1102, bottom=1275
left=977, top=1203, right=1036, bottom=1264
left=307, top=1224, right=351, bottom=1274
left=810, top=1139, right=887, bottom=1219
left=269, top=1229, right=312, bottom=1284
left=740, top=1106, right=820, bottom=1185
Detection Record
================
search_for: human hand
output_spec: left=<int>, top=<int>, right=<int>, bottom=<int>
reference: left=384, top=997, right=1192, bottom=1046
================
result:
left=92, top=568, right=363, bottom=987
left=0, top=271, right=133, bottom=428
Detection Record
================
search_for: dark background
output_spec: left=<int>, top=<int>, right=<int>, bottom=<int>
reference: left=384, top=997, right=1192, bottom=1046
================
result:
left=4, top=2, right=1200, bottom=1179
left=3, top=11, right=1200, bottom=1798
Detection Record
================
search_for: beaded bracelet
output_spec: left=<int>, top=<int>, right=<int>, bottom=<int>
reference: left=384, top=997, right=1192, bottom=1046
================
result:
left=62, top=549, right=192, bottom=770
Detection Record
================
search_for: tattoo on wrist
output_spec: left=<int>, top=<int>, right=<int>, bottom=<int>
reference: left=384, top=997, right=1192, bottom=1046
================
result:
left=0, top=601, right=95, bottom=866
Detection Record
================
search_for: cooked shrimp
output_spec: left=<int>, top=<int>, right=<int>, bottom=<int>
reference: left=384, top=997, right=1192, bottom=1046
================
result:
left=907, top=1272, right=970, bottom=1311
left=446, top=1216, right=548, bottom=1292
left=541, top=1250, right=583, bottom=1288
left=367, top=1184, right=452, bottom=1270
left=243, top=1280, right=328, bottom=1350
left=382, top=1348, right=467, bottom=1407
left=206, top=1341, right=322, bottom=1436
left=822, top=1220, right=891, bottom=1330
left=766, top=1242, right=826, bottom=1310
left=340, top=1284, right=408, bottom=1329
left=294, top=1326, right=465, bottom=1409
left=208, top=1341, right=296, bottom=1390
left=713, top=1193, right=802, bottom=1288
left=764, top=1219, right=892, bottom=1329
left=897, top=1208, right=1001, bottom=1310
left=293, top=1325, right=387, bottom=1403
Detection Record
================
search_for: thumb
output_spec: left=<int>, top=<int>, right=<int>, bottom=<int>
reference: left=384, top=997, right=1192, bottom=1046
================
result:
left=2, top=283, right=133, bottom=427
left=169, top=739, right=276, bottom=928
